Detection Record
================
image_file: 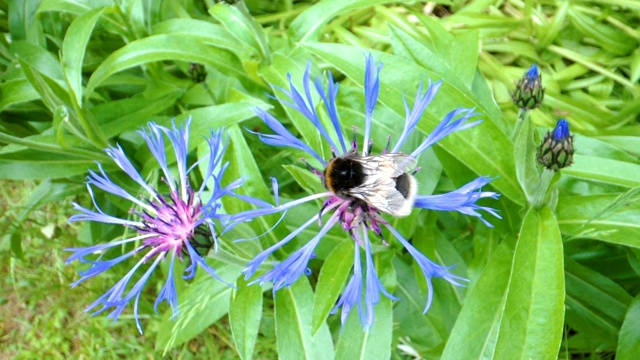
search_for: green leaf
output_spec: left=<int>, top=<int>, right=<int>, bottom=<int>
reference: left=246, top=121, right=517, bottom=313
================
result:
left=564, top=154, right=640, bottom=188
left=229, top=277, right=263, bottom=360
left=0, top=149, right=96, bottom=179
left=574, top=133, right=640, bottom=164
left=411, top=11, right=479, bottom=86
left=37, top=0, right=111, bottom=16
left=152, top=18, right=253, bottom=59
left=9, top=0, right=44, bottom=43
left=94, top=91, right=182, bottom=138
left=564, top=256, right=632, bottom=347
left=0, top=79, right=40, bottom=112
left=284, top=164, right=326, bottom=195
left=275, top=278, right=334, bottom=360
left=304, top=44, right=525, bottom=205
left=289, top=0, right=413, bottom=43
left=536, top=1, right=569, bottom=48
left=312, top=239, right=353, bottom=334
left=85, top=34, right=246, bottom=97
left=596, top=126, right=640, bottom=157
left=513, top=118, right=541, bottom=204
left=17, top=57, right=71, bottom=114
left=62, top=6, right=106, bottom=106
left=442, top=239, right=514, bottom=359
left=387, top=25, right=503, bottom=125
left=494, top=207, right=565, bottom=359
left=393, top=258, right=445, bottom=354
left=208, top=3, right=270, bottom=62
left=631, top=48, right=640, bottom=83
left=544, top=91, right=614, bottom=128
left=158, top=264, right=242, bottom=353
left=617, top=294, right=640, bottom=360
left=12, top=41, right=73, bottom=113
left=11, top=40, right=65, bottom=85
left=334, top=298, right=393, bottom=360
left=556, top=192, right=640, bottom=247
left=567, top=7, right=637, bottom=56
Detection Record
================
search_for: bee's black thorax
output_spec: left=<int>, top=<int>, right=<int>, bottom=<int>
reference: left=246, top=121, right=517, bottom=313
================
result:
left=324, top=157, right=366, bottom=197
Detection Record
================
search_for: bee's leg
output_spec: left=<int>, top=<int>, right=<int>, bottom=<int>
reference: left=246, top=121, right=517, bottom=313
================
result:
left=351, top=126, right=359, bottom=151
left=300, top=157, right=323, bottom=177
left=381, top=135, right=392, bottom=154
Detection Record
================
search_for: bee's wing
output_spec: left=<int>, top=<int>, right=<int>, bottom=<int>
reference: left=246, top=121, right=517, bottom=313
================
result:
left=345, top=154, right=417, bottom=216
left=358, top=154, right=418, bottom=177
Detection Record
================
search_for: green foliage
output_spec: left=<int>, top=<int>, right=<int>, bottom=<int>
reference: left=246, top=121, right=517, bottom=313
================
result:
left=1, top=0, right=639, bottom=359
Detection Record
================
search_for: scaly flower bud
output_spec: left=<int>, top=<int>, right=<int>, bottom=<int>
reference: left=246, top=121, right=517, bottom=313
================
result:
left=538, top=119, right=574, bottom=171
left=512, top=64, right=544, bottom=110
left=188, top=63, right=207, bottom=83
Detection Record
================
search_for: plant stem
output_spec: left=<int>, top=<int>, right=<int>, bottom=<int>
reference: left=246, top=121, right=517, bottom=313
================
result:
left=533, top=169, right=555, bottom=208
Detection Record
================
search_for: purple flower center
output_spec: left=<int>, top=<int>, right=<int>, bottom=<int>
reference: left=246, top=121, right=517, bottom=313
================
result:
left=135, top=186, right=202, bottom=257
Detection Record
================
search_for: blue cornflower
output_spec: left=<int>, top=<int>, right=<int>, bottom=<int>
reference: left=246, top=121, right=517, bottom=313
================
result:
left=233, top=55, right=501, bottom=329
left=66, top=119, right=251, bottom=333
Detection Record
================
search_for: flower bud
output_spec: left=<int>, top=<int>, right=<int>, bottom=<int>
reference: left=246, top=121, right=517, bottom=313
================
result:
left=512, top=64, right=544, bottom=110
left=538, top=119, right=574, bottom=171
left=188, top=63, right=207, bottom=83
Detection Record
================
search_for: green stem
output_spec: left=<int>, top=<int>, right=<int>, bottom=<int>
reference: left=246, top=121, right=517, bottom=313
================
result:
left=511, top=108, right=530, bottom=141
left=533, top=169, right=555, bottom=208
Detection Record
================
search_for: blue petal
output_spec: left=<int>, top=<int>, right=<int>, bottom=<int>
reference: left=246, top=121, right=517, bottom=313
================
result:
left=183, top=242, right=234, bottom=287
left=526, top=64, right=539, bottom=79
left=410, top=107, right=482, bottom=158
left=162, top=118, right=191, bottom=198
left=138, top=122, right=176, bottom=193
left=199, top=128, right=228, bottom=196
left=86, top=164, right=154, bottom=213
left=70, top=250, right=139, bottom=286
left=254, top=214, right=339, bottom=290
left=227, top=192, right=332, bottom=232
left=331, top=240, right=363, bottom=327
left=104, top=144, right=157, bottom=198
left=362, top=231, right=398, bottom=329
left=251, top=108, right=325, bottom=165
left=553, top=119, right=571, bottom=141
left=280, top=62, right=340, bottom=154
left=243, top=213, right=324, bottom=281
left=414, top=177, right=501, bottom=227
left=154, top=251, right=179, bottom=318
left=65, top=236, right=141, bottom=264
left=69, top=199, right=143, bottom=227
left=392, top=80, right=442, bottom=153
left=314, top=71, right=347, bottom=154
left=386, top=224, right=467, bottom=313
left=362, top=53, right=383, bottom=155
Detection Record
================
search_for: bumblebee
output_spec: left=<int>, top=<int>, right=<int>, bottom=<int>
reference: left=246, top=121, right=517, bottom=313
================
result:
left=323, top=152, right=418, bottom=217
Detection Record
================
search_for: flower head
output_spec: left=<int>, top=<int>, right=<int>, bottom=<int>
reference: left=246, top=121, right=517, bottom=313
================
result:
left=538, top=119, right=575, bottom=171
left=66, top=119, right=249, bottom=333
left=512, top=64, right=544, bottom=110
left=233, top=55, right=500, bottom=329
